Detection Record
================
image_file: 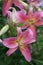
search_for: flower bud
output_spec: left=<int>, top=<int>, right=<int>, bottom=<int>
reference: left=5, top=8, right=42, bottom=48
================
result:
left=0, top=25, right=9, bottom=36
left=20, top=1, right=29, bottom=9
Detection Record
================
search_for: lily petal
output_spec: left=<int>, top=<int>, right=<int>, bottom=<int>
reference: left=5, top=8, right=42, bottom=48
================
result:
left=7, top=11, right=12, bottom=19
left=15, top=9, right=27, bottom=22
left=22, top=28, right=36, bottom=44
left=39, top=11, right=43, bottom=17
left=22, top=22, right=29, bottom=29
left=28, top=7, right=33, bottom=18
left=29, top=44, right=32, bottom=53
left=35, top=20, right=43, bottom=26
left=27, top=0, right=38, bottom=3
left=3, top=37, right=18, bottom=48
left=37, top=1, right=43, bottom=7
left=2, top=0, right=13, bottom=16
left=34, top=11, right=43, bottom=19
left=6, top=47, right=18, bottom=56
left=13, top=0, right=24, bottom=9
left=29, top=25, right=36, bottom=43
left=17, top=27, right=22, bottom=35
left=20, top=45, right=32, bottom=62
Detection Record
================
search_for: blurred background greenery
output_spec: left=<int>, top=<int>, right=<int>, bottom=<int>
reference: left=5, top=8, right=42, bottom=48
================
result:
left=0, top=0, right=43, bottom=65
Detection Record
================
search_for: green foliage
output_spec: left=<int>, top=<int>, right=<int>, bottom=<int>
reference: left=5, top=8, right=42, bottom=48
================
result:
left=0, top=1, right=43, bottom=65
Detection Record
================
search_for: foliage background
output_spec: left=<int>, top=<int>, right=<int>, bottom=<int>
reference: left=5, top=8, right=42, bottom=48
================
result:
left=0, top=0, right=43, bottom=65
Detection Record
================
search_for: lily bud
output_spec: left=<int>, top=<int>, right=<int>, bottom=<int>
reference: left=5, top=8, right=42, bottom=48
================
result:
left=20, top=0, right=29, bottom=9
left=0, top=25, right=9, bottom=36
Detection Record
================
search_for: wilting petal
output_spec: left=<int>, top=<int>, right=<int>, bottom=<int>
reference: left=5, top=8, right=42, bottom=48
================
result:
left=3, top=37, right=18, bottom=48
left=35, top=20, right=43, bottom=26
left=6, top=47, right=18, bottom=56
left=13, top=0, right=24, bottom=9
left=2, top=0, right=13, bottom=16
left=20, top=45, right=32, bottom=62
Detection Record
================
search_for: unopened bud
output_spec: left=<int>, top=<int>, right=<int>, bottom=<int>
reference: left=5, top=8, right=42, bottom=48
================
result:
left=0, top=25, right=9, bottom=36
left=20, top=1, right=29, bottom=9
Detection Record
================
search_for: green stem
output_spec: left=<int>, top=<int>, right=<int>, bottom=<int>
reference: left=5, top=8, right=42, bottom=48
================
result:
left=32, top=58, right=43, bottom=64
left=0, top=7, right=1, bottom=10
left=30, top=62, right=34, bottom=65
left=36, top=42, right=41, bottom=51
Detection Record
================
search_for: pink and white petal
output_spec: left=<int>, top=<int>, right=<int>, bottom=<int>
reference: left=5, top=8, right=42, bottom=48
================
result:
left=13, top=0, right=24, bottom=9
left=20, top=46, right=32, bottom=62
left=22, top=28, right=36, bottom=44
left=19, top=29, right=30, bottom=43
left=7, top=11, right=12, bottom=20
left=35, top=20, right=43, bottom=26
left=3, top=37, right=18, bottom=48
left=15, top=9, right=27, bottom=23
left=2, top=0, right=13, bottom=16
left=6, top=47, right=18, bottom=56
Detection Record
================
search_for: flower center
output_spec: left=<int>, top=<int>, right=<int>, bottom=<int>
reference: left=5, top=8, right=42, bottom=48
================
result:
left=16, top=38, right=23, bottom=47
left=28, top=18, right=35, bottom=25
left=16, top=34, right=28, bottom=48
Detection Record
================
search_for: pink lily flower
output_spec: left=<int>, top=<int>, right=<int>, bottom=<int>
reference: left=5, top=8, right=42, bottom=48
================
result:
left=0, top=27, right=36, bottom=62
left=7, top=8, right=26, bottom=25
left=27, top=0, right=43, bottom=7
left=2, top=0, right=24, bottom=16
left=27, top=0, right=40, bottom=6
left=15, top=8, right=43, bottom=36
left=27, top=0, right=43, bottom=11
left=27, top=0, right=39, bottom=4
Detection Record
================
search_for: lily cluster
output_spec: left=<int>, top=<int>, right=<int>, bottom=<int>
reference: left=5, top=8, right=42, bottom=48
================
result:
left=0, top=0, right=43, bottom=62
